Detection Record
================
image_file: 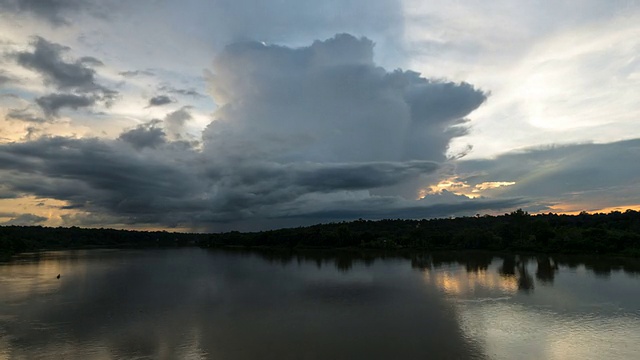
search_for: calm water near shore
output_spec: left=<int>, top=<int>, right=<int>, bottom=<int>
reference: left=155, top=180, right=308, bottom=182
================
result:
left=1, top=248, right=640, bottom=359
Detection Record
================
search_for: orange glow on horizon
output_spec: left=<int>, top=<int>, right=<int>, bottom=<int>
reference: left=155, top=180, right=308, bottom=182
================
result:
left=0, top=196, right=193, bottom=232
left=541, top=204, right=640, bottom=216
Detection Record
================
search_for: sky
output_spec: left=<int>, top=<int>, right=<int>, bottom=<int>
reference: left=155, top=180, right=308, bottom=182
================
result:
left=0, top=0, right=639, bottom=231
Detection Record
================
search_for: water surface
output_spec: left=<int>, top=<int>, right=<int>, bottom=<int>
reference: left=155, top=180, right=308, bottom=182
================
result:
left=1, top=248, right=639, bottom=359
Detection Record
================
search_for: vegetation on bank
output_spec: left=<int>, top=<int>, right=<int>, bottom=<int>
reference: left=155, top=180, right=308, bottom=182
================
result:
left=2, top=209, right=640, bottom=260
left=0, top=226, right=207, bottom=260
left=202, top=209, right=640, bottom=256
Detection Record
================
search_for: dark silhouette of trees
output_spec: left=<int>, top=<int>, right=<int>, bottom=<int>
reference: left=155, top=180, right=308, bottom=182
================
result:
left=499, top=255, right=517, bottom=277
left=2, top=209, right=640, bottom=259
left=201, top=209, right=640, bottom=256
left=0, top=225, right=207, bottom=260
left=535, top=256, right=558, bottom=284
left=516, top=260, right=535, bottom=292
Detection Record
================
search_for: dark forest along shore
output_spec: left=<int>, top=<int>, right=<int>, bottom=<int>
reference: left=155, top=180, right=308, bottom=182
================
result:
left=3, top=210, right=640, bottom=261
left=1, top=248, right=640, bottom=359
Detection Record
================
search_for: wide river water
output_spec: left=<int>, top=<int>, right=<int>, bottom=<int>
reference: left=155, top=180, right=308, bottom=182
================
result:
left=1, top=248, right=640, bottom=359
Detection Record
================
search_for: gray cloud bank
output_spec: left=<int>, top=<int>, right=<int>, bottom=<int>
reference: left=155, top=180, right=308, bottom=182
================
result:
left=35, top=93, right=95, bottom=117
left=0, top=35, right=516, bottom=230
left=0, top=212, right=47, bottom=225
left=0, top=135, right=507, bottom=230
left=15, top=37, right=101, bottom=90
left=456, top=139, right=640, bottom=212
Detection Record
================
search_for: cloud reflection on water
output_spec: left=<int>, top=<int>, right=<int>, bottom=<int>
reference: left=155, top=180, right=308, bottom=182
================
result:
left=1, top=249, right=640, bottom=360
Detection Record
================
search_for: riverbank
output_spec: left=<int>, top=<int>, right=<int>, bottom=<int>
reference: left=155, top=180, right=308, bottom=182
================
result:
left=2, top=210, right=640, bottom=261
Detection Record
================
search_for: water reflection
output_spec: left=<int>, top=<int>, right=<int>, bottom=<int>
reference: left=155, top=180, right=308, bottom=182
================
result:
left=418, top=253, right=536, bottom=296
left=1, top=249, right=482, bottom=359
left=535, top=256, right=558, bottom=284
left=406, top=252, right=640, bottom=360
left=0, top=249, right=639, bottom=360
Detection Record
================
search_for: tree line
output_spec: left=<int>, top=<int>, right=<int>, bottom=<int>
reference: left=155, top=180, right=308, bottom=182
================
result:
left=0, top=225, right=207, bottom=260
left=2, top=209, right=640, bottom=260
left=202, top=209, right=640, bottom=256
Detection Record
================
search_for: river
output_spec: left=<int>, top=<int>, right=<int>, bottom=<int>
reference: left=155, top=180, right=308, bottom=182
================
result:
left=1, top=248, right=639, bottom=359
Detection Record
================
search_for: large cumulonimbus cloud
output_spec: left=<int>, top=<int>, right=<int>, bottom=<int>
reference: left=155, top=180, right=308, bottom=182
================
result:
left=204, top=34, right=486, bottom=164
left=0, top=34, right=515, bottom=230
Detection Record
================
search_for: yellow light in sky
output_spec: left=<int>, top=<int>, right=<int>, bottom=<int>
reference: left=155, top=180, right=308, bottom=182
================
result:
left=473, top=181, right=516, bottom=191
left=0, top=196, right=72, bottom=226
left=417, top=177, right=516, bottom=200
left=0, top=196, right=195, bottom=231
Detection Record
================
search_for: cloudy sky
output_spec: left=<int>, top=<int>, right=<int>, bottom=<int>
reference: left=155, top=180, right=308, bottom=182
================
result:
left=0, top=0, right=639, bottom=231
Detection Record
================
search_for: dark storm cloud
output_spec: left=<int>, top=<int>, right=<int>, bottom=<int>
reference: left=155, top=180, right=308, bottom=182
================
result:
left=35, top=93, right=95, bottom=117
left=0, top=135, right=510, bottom=229
left=292, top=161, right=439, bottom=191
left=0, top=185, right=18, bottom=199
left=118, top=121, right=167, bottom=150
left=14, top=37, right=116, bottom=98
left=11, top=37, right=118, bottom=116
left=147, top=95, right=173, bottom=107
left=202, top=161, right=441, bottom=218
left=16, top=37, right=97, bottom=89
left=0, top=136, right=206, bottom=226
